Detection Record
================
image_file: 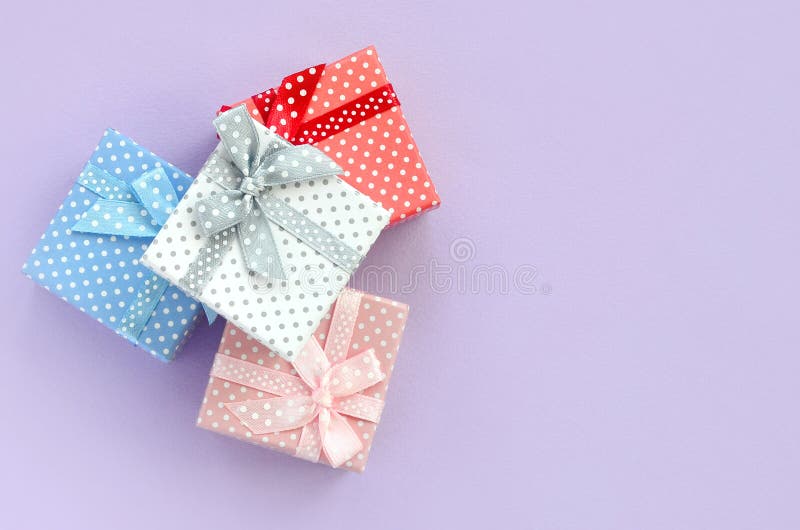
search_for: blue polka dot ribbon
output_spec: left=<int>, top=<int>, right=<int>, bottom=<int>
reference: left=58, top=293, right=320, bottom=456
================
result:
left=116, top=273, right=172, bottom=343
left=179, top=105, right=364, bottom=296
left=71, top=164, right=217, bottom=341
left=72, top=164, right=176, bottom=237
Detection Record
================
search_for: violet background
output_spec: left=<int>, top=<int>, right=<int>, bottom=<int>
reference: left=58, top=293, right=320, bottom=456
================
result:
left=1, top=1, right=798, bottom=529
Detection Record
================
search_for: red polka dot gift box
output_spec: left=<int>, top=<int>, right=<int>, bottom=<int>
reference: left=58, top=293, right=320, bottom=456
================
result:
left=196, top=289, right=408, bottom=472
left=220, top=45, right=441, bottom=226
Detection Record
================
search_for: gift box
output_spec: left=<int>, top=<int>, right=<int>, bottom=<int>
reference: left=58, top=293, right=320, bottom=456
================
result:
left=143, top=106, right=390, bottom=362
left=22, top=129, right=210, bottom=362
left=197, top=288, right=408, bottom=472
left=220, top=45, right=440, bottom=225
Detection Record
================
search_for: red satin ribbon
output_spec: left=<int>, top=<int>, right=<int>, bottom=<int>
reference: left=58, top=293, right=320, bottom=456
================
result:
left=220, top=64, right=400, bottom=146
left=292, top=84, right=398, bottom=144
left=219, top=87, right=276, bottom=123
left=264, top=64, right=325, bottom=140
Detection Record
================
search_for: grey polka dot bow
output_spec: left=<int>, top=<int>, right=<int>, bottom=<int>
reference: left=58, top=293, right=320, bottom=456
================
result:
left=186, top=105, right=362, bottom=289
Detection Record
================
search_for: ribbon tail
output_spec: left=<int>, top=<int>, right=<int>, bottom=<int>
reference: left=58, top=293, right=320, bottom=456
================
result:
left=239, top=205, right=285, bottom=280
left=116, top=274, right=170, bottom=344
left=201, top=304, right=218, bottom=325
left=295, top=422, right=323, bottom=463
left=321, top=410, right=363, bottom=468
left=180, top=190, right=264, bottom=295
left=178, top=226, right=236, bottom=298
left=256, top=194, right=364, bottom=274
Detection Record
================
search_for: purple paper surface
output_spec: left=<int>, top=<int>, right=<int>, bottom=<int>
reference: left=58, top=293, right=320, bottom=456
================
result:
left=2, top=1, right=799, bottom=529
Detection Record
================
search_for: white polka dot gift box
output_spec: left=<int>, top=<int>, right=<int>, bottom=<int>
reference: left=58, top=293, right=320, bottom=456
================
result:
left=142, top=106, right=390, bottom=361
left=219, top=45, right=440, bottom=225
left=197, top=288, right=407, bottom=472
left=22, top=129, right=214, bottom=362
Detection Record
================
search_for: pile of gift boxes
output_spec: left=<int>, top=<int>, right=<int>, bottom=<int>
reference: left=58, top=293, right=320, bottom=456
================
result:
left=23, top=46, right=440, bottom=472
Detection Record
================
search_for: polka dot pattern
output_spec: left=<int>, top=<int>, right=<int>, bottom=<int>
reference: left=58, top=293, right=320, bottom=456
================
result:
left=221, top=45, right=441, bottom=225
left=22, top=129, right=203, bottom=362
left=315, top=105, right=439, bottom=223
left=72, top=198, right=161, bottom=238
left=117, top=274, right=169, bottom=341
left=79, top=163, right=135, bottom=201
left=129, top=168, right=178, bottom=226
left=221, top=87, right=277, bottom=123
left=210, top=353, right=310, bottom=398
left=264, top=65, right=326, bottom=140
left=254, top=194, right=363, bottom=271
left=196, top=289, right=409, bottom=472
left=293, top=85, right=399, bottom=144
left=142, top=138, right=390, bottom=361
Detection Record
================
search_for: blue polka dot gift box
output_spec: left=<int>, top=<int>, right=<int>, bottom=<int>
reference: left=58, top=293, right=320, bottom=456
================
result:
left=22, top=129, right=215, bottom=362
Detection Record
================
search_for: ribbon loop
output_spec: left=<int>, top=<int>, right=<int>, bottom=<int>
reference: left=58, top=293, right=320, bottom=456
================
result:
left=214, top=107, right=263, bottom=178
left=72, top=167, right=178, bottom=238
left=77, top=163, right=136, bottom=201
left=228, top=396, right=318, bottom=435
left=253, top=143, right=342, bottom=185
left=326, top=348, right=385, bottom=397
left=71, top=199, right=160, bottom=237
left=334, top=393, right=385, bottom=424
left=294, top=337, right=333, bottom=389
left=195, top=191, right=254, bottom=237
left=130, top=168, right=179, bottom=226
left=264, top=64, right=327, bottom=140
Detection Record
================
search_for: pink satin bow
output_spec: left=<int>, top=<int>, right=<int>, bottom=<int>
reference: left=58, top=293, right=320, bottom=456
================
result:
left=210, top=290, right=386, bottom=467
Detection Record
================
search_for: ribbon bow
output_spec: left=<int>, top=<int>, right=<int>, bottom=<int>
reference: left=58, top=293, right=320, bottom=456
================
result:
left=72, top=163, right=177, bottom=237
left=71, top=163, right=215, bottom=341
left=211, top=289, right=385, bottom=467
left=180, top=105, right=364, bottom=295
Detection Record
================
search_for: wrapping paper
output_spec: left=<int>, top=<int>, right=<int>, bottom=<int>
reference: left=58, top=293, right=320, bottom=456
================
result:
left=221, top=45, right=440, bottom=225
left=197, top=289, right=408, bottom=472
left=142, top=114, right=390, bottom=361
left=22, top=129, right=204, bottom=361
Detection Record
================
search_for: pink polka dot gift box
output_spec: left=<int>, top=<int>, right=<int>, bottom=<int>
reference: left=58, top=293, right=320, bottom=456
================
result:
left=22, top=129, right=213, bottom=362
left=219, top=45, right=441, bottom=225
left=197, top=288, right=408, bottom=472
left=142, top=106, right=390, bottom=362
